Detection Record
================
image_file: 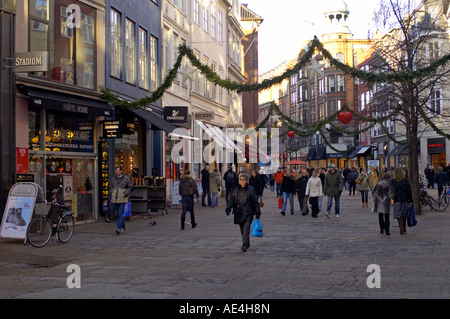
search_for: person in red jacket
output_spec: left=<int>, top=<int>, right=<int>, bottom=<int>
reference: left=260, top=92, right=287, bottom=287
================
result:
left=273, top=167, right=284, bottom=198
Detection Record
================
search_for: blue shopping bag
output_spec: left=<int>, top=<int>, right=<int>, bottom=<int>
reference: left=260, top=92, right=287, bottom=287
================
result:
left=407, top=205, right=417, bottom=227
left=251, top=219, right=263, bottom=237
left=124, top=202, right=132, bottom=217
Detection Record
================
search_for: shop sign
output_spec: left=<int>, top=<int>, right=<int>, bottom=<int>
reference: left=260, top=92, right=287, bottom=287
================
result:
left=103, top=120, right=122, bottom=138
left=428, top=138, right=445, bottom=154
left=193, top=112, right=214, bottom=121
left=164, top=106, right=188, bottom=124
left=14, top=51, right=49, bottom=73
left=16, top=147, right=29, bottom=174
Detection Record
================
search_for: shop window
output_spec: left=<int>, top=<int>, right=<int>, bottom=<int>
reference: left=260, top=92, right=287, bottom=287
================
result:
left=114, top=118, right=143, bottom=177
left=29, top=0, right=96, bottom=89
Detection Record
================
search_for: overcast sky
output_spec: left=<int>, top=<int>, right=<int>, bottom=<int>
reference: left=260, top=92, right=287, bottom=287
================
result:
left=242, top=0, right=380, bottom=74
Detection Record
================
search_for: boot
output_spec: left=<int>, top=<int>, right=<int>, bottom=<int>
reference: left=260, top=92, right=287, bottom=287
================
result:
left=366, top=202, right=369, bottom=208
left=362, top=203, right=365, bottom=208
left=402, top=216, right=407, bottom=234
left=398, top=218, right=404, bottom=235
left=181, top=216, right=185, bottom=230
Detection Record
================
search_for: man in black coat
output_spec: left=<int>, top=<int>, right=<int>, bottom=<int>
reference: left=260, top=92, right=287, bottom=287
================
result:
left=294, top=170, right=309, bottom=215
left=249, top=170, right=265, bottom=200
left=223, top=165, right=238, bottom=202
left=201, top=164, right=211, bottom=207
left=435, top=166, right=449, bottom=198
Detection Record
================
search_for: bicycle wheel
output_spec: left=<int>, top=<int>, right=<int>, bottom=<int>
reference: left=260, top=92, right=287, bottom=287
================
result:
left=433, top=194, right=449, bottom=212
left=57, top=213, right=74, bottom=243
left=27, top=216, right=52, bottom=248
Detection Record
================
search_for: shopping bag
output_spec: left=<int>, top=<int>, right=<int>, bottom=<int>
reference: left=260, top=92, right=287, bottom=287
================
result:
left=407, top=205, right=417, bottom=227
left=278, top=197, right=283, bottom=209
left=124, top=202, right=132, bottom=217
left=251, top=219, right=263, bottom=237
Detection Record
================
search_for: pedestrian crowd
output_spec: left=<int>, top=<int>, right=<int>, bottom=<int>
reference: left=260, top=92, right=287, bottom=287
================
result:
left=107, top=162, right=450, bottom=251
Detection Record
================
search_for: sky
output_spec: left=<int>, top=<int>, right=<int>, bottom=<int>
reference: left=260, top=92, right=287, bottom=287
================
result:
left=242, top=0, right=380, bottom=74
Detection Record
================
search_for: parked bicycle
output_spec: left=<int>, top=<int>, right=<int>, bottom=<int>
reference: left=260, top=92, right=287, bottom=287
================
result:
left=434, top=184, right=449, bottom=212
left=26, top=202, right=75, bottom=248
left=419, top=178, right=448, bottom=212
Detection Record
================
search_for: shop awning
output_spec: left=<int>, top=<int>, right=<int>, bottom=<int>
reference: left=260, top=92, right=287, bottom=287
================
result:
left=306, top=148, right=316, bottom=161
left=23, top=85, right=114, bottom=117
left=347, top=146, right=361, bottom=159
left=314, top=146, right=326, bottom=160
left=389, top=144, right=408, bottom=156
left=133, top=108, right=195, bottom=140
left=357, top=146, right=371, bottom=155
left=194, top=120, right=242, bottom=153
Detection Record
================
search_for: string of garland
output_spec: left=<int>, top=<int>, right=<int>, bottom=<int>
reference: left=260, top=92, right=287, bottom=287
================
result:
left=101, top=36, right=450, bottom=109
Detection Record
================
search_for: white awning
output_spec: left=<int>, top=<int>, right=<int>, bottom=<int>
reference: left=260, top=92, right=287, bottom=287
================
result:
left=357, top=146, right=371, bottom=155
left=194, top=120, right=242, bottom=153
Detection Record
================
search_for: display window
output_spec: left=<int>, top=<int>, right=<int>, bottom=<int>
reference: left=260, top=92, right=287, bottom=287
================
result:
left=27, top=108, right=97, bottom=221
left=114, top=118, right=143, bottom=177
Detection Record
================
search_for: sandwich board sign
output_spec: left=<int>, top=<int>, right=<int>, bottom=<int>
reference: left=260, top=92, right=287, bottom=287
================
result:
left=0, top=183, right=44, bottom=241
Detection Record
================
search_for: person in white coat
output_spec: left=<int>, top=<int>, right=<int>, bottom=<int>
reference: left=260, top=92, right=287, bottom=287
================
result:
left=305, top=169, right=323, bottom=218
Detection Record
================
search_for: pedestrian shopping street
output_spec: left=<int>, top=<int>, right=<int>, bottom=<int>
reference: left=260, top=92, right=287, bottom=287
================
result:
left=0, top=188, right=449, bottom=299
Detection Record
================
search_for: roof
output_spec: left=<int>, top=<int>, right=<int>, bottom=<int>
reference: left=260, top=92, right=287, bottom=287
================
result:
left=241, top=4, right=263, bottom=22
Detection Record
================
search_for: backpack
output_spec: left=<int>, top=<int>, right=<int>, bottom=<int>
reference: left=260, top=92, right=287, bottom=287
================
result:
left=226, top=171, right=235, bottom=185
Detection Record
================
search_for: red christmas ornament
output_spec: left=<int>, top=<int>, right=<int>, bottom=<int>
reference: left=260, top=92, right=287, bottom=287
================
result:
left=287, top=131, right=295, bottom=138
left=338, top=112, right=353, bottom=125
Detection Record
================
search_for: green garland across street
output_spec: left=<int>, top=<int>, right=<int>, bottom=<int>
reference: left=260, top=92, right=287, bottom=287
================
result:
left=100, top=36, right=450, bottom=153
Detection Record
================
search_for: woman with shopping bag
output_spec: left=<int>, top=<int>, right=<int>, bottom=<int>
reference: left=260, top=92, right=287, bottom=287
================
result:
left=226, top=173, right=261, bottom=252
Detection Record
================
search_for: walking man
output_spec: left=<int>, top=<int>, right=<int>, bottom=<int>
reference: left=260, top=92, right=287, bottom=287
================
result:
left=323, top=164, right=344, bottom=218
left=201, top=164, right=211, bottom=207
left=110, top=166, right=133, bottom=234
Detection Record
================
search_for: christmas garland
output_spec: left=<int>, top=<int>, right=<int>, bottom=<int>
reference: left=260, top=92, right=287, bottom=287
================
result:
left=101, top=37, right=450, bottom=109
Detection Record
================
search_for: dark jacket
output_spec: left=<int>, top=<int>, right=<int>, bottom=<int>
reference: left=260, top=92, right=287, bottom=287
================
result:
left=390, top=178, right=413, bottom=203
left=110, top=173, right=133, bottom=203
left=347, top=171, right=358, bottom=184
left=223, top=169, right=238, bottom=189
left=179, top=174, right=199, bottom=197
left=324, top=170, right=344, bottom=197
left=249, top=174, right=265, bottom=197
left=201, top=168, right=210, bottom=189
left=435, top=170, right=449, bottom=187
left=294, top=176, right=309, bottom=197
left=226, top=184, right=261, bottom=224
left=281, top=174, right=296, bottom=193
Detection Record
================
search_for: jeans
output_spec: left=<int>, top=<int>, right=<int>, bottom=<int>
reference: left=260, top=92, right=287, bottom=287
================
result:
left=326, top=195, right=341, bottom=215
left=112, top=203, right=126, bottom=230
left=276, top=183, right=282, bottom=197
left=202, top=187, right=211, bottom=206
left=361, top=190, right=369, bottom=203
left=211, top=192, right=218, bottom=207
left=282, top=192, right=294, bottom=214
left=226, top=187, right=235, bottom=202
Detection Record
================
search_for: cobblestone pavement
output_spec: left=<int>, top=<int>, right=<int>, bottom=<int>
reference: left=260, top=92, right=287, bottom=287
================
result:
left=1, top=187, right=449, bottom=299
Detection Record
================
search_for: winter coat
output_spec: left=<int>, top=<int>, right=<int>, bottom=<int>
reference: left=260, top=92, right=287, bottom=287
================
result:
left=273, top=171, right=284, bottom=184
left=281, top=174, right=296, bottom=193
left=324, top=170, right=344, bottom=197
left=179, top=174, right=199, bottom=197
left=209, top=171, right=221, bottom=194
left=223, top=169, right=238, bottom=189
left=435, top=171, right=449, bottom=187
left=305, top=176, right=323, bottom=198
left=249, top=174, right=265, bottom=197
left=110, top=173, right=133, bottom=203
left=294, top=176, right=309, bottom=197
left=226, top=184, right=261, bottom=224
left=371, top=179, right=393, bottom=214
left=390, top=178, right=413, bottom=203
left=357, top=172, right=370, bottom=191
left=347, top=171, right=358, bottom=184
left=201, top=168, right=210, bottom=189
